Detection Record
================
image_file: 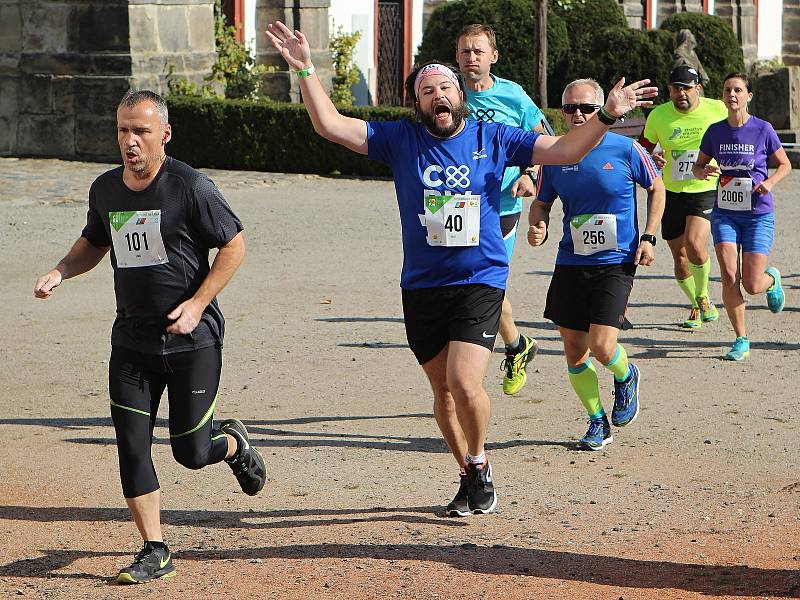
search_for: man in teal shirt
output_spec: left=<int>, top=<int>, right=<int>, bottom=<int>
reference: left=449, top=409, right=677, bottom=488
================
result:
left=456, top=23, right=548, bottom=395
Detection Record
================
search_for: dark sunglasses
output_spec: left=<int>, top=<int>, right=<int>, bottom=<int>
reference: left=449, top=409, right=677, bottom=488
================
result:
left=562, top=103, right=601, bottom=114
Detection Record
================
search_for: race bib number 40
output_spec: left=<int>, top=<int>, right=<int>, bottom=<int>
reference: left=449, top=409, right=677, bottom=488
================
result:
left=423, top=194, right=480, bottom=247
left=109, top=210, right=169, bottom=268
left=670, top=149, right=699, bottom=181
left=717, top=176, right=752, bottom=211
left=570, top=213, right=617, bottom=256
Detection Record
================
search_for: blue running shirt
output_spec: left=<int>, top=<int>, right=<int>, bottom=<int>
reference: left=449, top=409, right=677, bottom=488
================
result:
left=466, top=75, right=544, bottom=216
left=536, top=132, right=658, bottom=266
left=367, top=119, right=539, bottom=289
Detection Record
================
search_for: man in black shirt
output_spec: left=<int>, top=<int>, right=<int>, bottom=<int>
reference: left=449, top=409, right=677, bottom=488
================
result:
left=34, top=90, right=266, bottom=584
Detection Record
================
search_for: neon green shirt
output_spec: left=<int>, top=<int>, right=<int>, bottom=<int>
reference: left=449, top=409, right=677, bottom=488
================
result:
left=642, top=97, right=728, bottom=193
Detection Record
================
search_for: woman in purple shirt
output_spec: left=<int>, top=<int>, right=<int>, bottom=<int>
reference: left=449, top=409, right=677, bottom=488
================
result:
left=693, top=72, right=792, bottom=361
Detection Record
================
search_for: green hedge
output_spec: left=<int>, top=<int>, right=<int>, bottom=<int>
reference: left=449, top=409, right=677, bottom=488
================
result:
left=167, top=97, right=412, bottom=176
left=167, top=96, right=568, bottom=175
left=418, top=0, right=744, bottom=107
left=659, top=12, right=745, bottom=99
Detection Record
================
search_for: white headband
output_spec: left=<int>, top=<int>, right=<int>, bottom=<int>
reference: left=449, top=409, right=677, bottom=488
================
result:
left=413, top=64, right=460, bottom=98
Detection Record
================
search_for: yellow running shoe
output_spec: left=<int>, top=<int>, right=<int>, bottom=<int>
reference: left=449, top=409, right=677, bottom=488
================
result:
left=501, top=335, right=538, bottom=395
left=697, top=296, right=719, bottom=322
left=681, top=306, right=702, bottom=329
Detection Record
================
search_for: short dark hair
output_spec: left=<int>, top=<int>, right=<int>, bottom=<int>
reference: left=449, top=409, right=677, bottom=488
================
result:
left=455, top=24, right=497, bottom=51
left=119, top=90, right=169, bottom=124
left=723, top=72, right=751, bottom=92
left=404, top=60, right=466, bottom=112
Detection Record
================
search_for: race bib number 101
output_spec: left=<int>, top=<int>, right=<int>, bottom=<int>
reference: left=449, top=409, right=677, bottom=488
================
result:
left=423, top=194, right=481, bottom=247
left=109, top=210, right=169, bottom=268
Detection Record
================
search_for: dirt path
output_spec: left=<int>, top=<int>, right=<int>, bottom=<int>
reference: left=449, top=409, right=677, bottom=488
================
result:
left=1, top=157, right=798, bottom=599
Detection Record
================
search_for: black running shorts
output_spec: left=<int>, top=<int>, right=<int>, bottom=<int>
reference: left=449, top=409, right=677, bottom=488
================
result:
left=544, top=263, right=636, bottom=332
left=402, top=284, right=504, bottom=365
left=661, top=190, right=715, bottom=241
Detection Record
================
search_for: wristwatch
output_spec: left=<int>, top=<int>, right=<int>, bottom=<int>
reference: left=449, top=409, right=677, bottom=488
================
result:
left=640, top=233, right=657, bottom=246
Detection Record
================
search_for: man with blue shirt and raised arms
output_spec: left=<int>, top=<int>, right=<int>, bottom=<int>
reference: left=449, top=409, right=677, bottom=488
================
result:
left=529, top=79, right=665, bottom=450
left=266, top=21, right=656, bottom=515
left=456, top=23, right=548, bottom=396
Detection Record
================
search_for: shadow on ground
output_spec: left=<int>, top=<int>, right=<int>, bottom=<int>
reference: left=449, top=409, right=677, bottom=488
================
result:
left=0, top=517, right=797, bottom=598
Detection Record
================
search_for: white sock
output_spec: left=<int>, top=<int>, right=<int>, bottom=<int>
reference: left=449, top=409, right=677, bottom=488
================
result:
left=466, top=452, right=486, bottom=465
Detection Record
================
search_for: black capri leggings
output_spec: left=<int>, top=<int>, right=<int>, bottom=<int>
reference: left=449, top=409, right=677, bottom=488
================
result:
left=109, top=345, right=229, bottom=498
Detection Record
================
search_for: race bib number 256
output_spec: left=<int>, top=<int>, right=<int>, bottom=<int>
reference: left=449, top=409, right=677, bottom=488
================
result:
left=109, top=210, right=169, bottom=268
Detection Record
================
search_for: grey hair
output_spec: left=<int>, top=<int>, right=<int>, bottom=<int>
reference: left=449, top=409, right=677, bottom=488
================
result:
left=119, top=90, right=169, bottom=124
left=561, top=78, right=604, bottom=106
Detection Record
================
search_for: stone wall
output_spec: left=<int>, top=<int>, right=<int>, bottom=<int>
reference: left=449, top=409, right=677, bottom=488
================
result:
left=784, top=0, right=800, bottom=65
left=255, top=0, right=332, bottom=102
left=0, top=0, right=216, bottom=161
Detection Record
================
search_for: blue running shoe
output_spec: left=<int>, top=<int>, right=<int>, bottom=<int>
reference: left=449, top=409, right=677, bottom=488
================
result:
left=765, top=267, right=785, bottom=313
left=578, top=415, right=613, bottom=451
left=611, top=363, right=640, bottom=427
left=724, top=336, right=750, bottom=361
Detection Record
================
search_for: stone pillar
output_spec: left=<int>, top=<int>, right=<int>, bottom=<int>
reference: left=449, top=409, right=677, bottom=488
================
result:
left=618, top=0, right=645, bottom=30
left=256, top=0, right=332, bottom=102
left=0, top=0, right=21, bottom=155
left=784, top=0, right=800, bottom=65
left=713, top=0, right=757, bottom=63
left=0, top=0, right=217, bottom=160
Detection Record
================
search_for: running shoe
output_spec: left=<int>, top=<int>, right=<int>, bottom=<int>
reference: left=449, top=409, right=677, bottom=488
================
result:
left=724, top=336, right=750, bottom=361
left=697, top=296, right=719, bottom=322
left=501, top=335, right=538, bottom=395
left=220, top=419, right=267, bottom=496
left=578, top=415, right=613, bottom=450
left=681, top=306, right=702, bottom=329
left=765, top=267, right=785, bottom=313
left=611, top=363, right=640, bottom=427
left=117, top=542, right=176, bottom=584
left=446, top=474, right=470, bottom=517
left=465, top=460, right=497, bottom=514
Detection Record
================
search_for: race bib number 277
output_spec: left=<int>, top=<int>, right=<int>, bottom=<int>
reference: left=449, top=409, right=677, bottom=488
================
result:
left=109, top=210, right=169, bottom=268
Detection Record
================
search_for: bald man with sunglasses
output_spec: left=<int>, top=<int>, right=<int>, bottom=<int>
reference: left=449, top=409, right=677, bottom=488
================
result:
left=529, top=79, right=665, bottom=450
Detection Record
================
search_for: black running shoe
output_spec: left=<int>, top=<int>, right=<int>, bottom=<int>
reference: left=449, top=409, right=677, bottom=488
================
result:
left=446, top=474, right=470, bottom=517
left=220, top=419, right=267, bottom=496
left=466, top=460, right=497, bottom=514
left=117, top=542, right=176, bottom=584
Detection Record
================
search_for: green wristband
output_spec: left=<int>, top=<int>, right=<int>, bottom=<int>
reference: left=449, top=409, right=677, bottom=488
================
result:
left=597, top=107, right=617, bottom=126
left=296, top=65, right=316, bottom=77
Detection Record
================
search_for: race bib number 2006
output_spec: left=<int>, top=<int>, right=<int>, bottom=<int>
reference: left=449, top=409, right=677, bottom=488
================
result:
left=109, top=210, right=168, bottom=268
left=717, top=176, right=752, bottom=211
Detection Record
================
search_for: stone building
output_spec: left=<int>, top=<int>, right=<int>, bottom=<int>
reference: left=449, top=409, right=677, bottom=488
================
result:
left=0, top=0, right=217, bottom=160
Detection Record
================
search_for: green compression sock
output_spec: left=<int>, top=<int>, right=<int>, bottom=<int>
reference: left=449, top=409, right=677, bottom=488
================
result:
left=568, top=361, right=603, bottom=418
left=689, top=259, right=711, bottom=300
left=677, top=275, right=698, bottom=307
left=604, top=344, right=630, bottom=382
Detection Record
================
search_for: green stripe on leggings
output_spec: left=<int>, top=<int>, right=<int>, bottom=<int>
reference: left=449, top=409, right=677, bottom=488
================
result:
left=170, top=394, right=218, bottom=439
left=110, top=400, right=150, bottom=417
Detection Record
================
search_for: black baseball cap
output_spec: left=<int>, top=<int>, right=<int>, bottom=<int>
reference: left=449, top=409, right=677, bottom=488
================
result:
left=669, top=65, right=700, bottom=87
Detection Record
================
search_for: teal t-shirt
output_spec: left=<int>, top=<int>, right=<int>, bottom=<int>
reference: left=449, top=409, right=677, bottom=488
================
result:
left=466, top=75, right=544, bottom=215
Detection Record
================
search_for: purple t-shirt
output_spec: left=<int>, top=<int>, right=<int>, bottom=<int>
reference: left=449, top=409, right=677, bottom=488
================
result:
left=699, top=115, right=783, bottom=214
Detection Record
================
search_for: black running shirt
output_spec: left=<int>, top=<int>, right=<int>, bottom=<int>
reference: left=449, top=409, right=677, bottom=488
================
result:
left=81, top=157, right=243, bottom=355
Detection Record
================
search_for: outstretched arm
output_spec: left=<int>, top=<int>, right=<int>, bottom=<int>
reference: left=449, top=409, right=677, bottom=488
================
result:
left=532, top=78, right=658, bottom=166
left=266, top=21, right=368, bottom=154
left=34, top=237, right=110, bottom=299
